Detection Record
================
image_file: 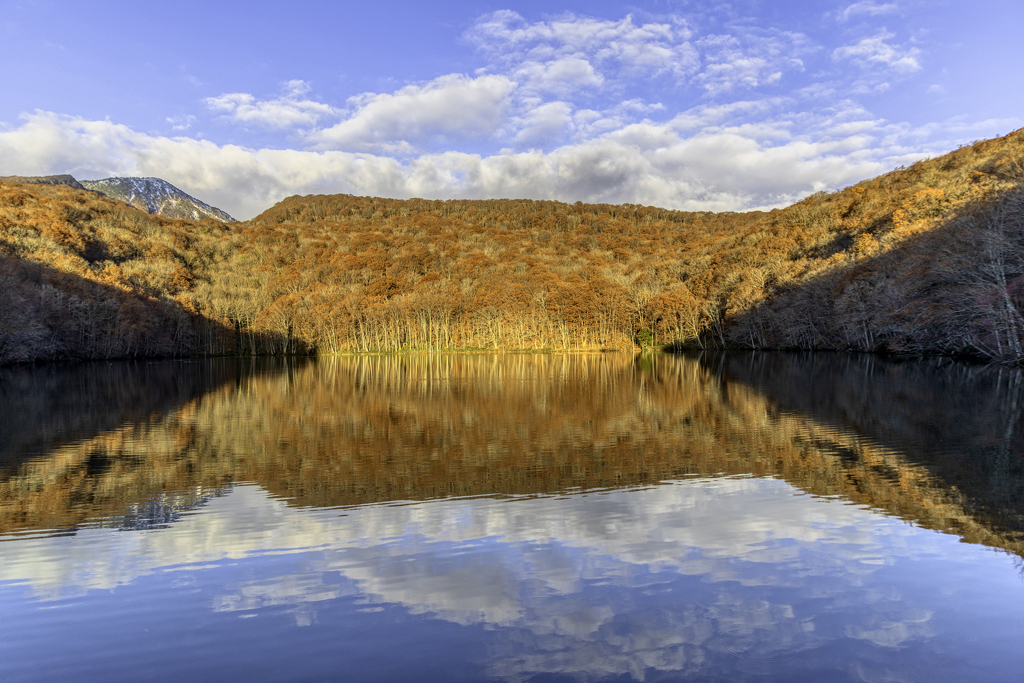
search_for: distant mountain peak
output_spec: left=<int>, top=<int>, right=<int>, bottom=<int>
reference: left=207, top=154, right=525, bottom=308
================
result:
left=81, top=176, right=236, bottom=222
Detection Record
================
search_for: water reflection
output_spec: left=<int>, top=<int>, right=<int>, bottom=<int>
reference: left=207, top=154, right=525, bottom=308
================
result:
left=716, top=352, right=1024, bottom=541
left=2, top=354, right=1022, bottom=555
left=0, top=357, right=296, bottom=534
left=2, top=481, right=1021, bottom=682
left=1, top=353, right=1023, bottom=682
left=0, top=358, right=260, bottom=470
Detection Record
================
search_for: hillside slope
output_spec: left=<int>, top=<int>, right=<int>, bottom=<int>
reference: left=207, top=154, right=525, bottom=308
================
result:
left=226, top=128, right=1024, bottom=360
left=0, top=180, right=236, bottom=363
left=727, top=139, right=1024, bottom=357
left=81, top=177, right=235, bottom=222
left=1, top=129, right=1022, bottom=364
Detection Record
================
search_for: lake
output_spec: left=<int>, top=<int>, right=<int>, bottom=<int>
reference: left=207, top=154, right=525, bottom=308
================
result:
left=1, top=353, right=1022, bottom=682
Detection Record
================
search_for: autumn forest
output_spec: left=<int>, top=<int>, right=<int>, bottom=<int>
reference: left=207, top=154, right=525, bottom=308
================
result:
left=2, top=129, right=1023, bottom=365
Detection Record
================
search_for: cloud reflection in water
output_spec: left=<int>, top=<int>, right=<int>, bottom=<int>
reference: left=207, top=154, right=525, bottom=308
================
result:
left=3, top=475, right=1019, bottom=681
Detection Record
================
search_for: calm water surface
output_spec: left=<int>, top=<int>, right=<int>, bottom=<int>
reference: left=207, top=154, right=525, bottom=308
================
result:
left=1, top=353, right=1022, bottom=682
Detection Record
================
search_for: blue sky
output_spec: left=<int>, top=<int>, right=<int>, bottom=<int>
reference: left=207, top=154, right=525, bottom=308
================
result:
left=1, top=0, right=1021, bottom=219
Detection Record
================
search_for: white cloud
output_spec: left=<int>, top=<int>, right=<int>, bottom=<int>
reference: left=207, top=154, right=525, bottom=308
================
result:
left=833, top=32, right=921, bottom=73
left=465, top=11, right=699, bottom=86
left=166, top=114, right=197, bottom=132
left=510, top=101, right=575, bottom=149
left=466, top=11, right=816, bottom=103
left=696, top=31, right=813, bottom=95
left=206, top=80, right=337, bottom=129
left=310, top=74, right=515, bottom=152
left=512, top=56, right=603, bottom=96
left=839, top=2, right=900, bottom=22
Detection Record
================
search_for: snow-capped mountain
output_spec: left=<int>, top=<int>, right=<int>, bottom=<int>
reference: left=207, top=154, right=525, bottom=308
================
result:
left=81, top=177, right=235, bottom=222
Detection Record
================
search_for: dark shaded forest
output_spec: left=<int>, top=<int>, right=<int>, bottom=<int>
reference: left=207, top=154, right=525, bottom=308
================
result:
left=1, top=128, right=1023, bottom=364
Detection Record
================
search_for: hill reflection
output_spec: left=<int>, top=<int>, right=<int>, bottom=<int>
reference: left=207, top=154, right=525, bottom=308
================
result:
left=715, top=352, right=1024, bottom=544
left=1, top=353, right=1022, bottom=558
left=0, top=358, right=263, bottom=471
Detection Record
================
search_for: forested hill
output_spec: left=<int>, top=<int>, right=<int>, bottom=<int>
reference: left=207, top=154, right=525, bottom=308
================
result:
left=1, top=128, right=1022, bottom=365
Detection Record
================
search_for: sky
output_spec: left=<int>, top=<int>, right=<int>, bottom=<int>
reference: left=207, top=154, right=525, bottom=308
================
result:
left=1, top=0, right=1021, bottom=220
